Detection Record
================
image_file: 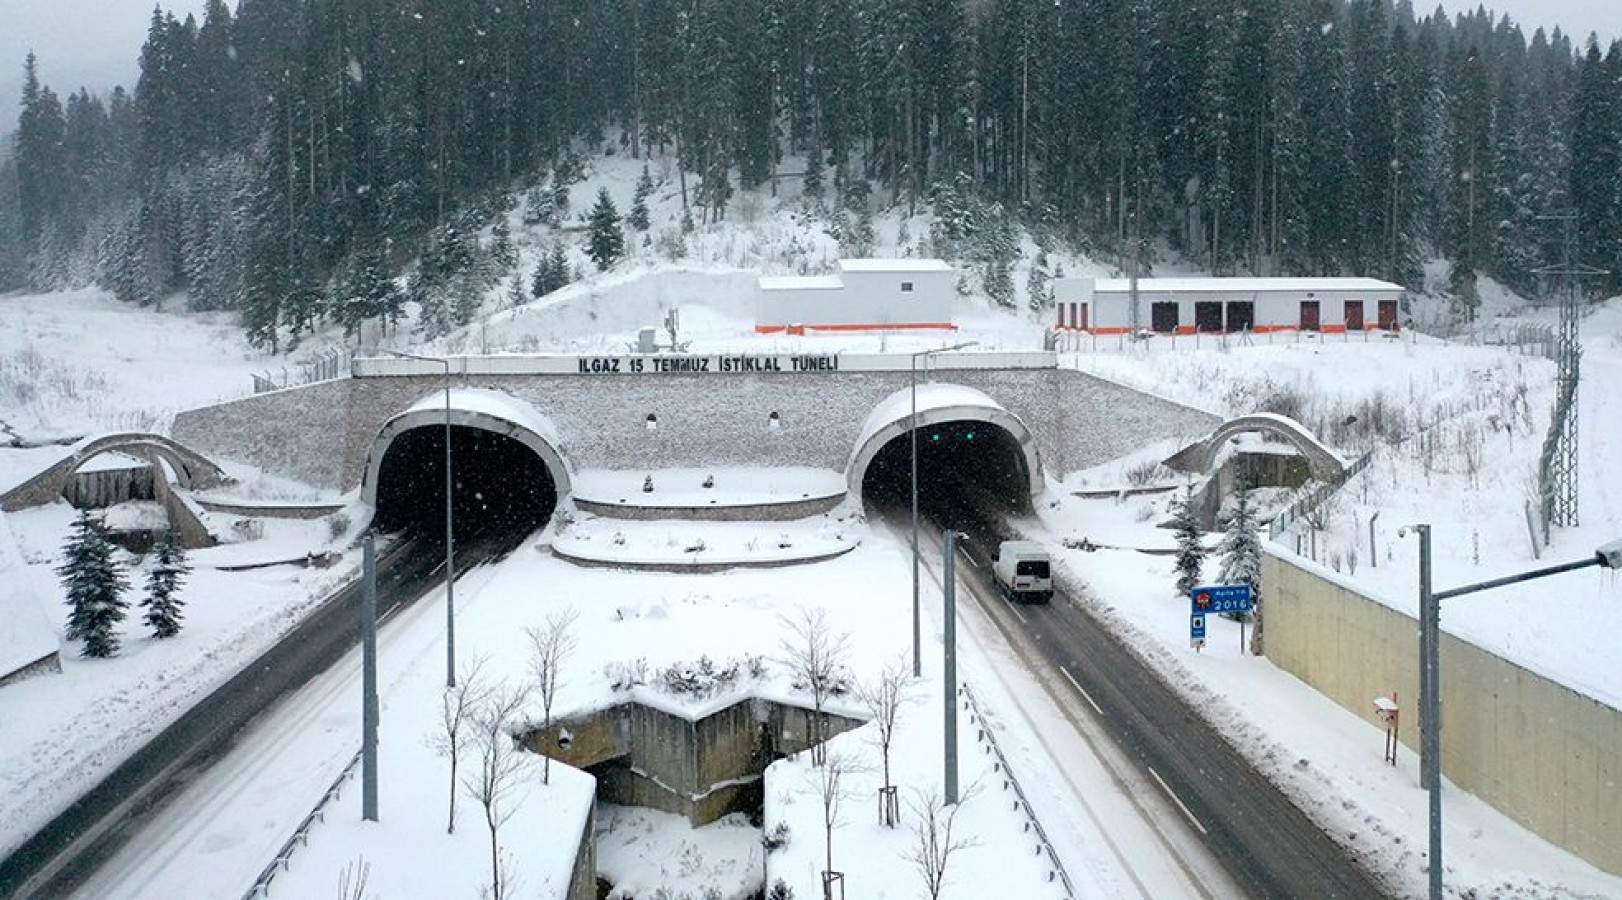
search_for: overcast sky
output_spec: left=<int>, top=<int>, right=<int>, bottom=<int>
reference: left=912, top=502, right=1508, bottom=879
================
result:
left=2, top=0, right=1621, bottom=135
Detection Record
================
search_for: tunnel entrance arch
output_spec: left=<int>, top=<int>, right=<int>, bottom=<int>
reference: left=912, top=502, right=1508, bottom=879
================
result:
left=362, top=390, right=574, bottom=535
left=848, top=384, right=1044, bottom=516
left=1162, top=412, right=1345, bottom=483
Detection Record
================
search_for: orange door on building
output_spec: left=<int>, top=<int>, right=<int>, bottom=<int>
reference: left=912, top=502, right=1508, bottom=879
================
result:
left=1344, top=300, right=1364, bottom=330
left=1378, top=299, right=1398, bottom=330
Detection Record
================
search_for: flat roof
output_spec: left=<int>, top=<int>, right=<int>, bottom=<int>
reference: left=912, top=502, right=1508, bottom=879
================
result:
left=1093, top=276, right=1403, bottom=294
left=758, top=275, right=844, bottom=291
left=838, top=258, right=954, bottom=273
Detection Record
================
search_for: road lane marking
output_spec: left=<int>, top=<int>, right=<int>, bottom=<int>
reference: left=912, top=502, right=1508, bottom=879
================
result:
left=1149, top=766, right=1208, bottom=836
left=1010, top=603, right=1029, bottom=624
left=1060, top=665, right=1104, bottom=716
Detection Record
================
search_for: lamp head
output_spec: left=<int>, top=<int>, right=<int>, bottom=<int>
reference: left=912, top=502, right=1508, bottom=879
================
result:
left=1597, top=539, right=1622, bottom=570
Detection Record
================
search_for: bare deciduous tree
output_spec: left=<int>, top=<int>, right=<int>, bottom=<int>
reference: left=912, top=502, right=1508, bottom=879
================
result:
left=853, top=657, right=914, bottom=826
left=810, top=750, right=861, bottom=898
left=338, top=855, right=370, bottom=900
left=527, top=608, right=578, bottom=784
left=427, top=657, right=490, bottom=834
left=908, top=788, right=978, bottom=900
left=780, top=606, right=848, bottom=765
left=462, top=683, right=533, bottom=900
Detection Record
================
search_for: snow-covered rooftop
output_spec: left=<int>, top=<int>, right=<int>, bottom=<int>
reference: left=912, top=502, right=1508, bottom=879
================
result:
left=757, top=274, right=842, bottom=291
left=1094, top=276, right=1404, bottom=294
left=0, top=512, right=56, bottom=677
left=837, top=258, right=954, bottom=273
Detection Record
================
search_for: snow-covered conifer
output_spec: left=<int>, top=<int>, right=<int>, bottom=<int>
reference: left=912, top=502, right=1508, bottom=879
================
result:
left=57, top=510, right=130, bottom=658
left=1216, top=488, right=1262, bottom=601
left=628, top=167, right=654, bottom=231
left=586, top=188, right=625, bottom=270
left=1172, top=486, right=1206, bottom=596
left=142, top=530, right=191, bottom=639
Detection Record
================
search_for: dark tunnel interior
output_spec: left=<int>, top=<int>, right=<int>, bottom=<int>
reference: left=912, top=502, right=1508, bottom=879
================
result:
left=373, top=425, right=558, bottom=537
left=862, top=419, right=1031, bottom=528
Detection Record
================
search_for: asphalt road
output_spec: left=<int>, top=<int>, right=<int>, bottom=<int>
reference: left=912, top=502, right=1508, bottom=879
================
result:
left=0, top=529, right=511, bottom=899
left=915, top=495, right=1392, bottom=899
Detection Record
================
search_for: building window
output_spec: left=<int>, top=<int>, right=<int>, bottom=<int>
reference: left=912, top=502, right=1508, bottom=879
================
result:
left=900, top=281, right=914, bottom=292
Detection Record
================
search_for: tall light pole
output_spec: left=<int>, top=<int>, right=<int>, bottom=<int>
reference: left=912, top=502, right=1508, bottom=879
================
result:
left=1403, top=527, right=1620, bottom=900
left=910, top=341, right=977, bottom=678
left=383, top=349, right=457, bottom=688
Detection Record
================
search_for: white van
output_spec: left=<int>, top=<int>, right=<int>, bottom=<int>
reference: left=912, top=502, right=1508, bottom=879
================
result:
left=992, top=540, right=1053, bottom=603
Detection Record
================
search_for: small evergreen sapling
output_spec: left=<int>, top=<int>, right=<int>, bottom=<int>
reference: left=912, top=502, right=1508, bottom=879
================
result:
left=57, top=510, right=130, bottom=658
left=142, top=530, right=191, bottom=638
left=1172, top=486, right=1206, bottom=596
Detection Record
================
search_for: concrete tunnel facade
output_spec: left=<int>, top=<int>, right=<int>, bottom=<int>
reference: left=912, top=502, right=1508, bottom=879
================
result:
left=846, top=383, right=1045, bottom=506
left=360, top=388, right=576, bottom=523
left=358, top=382, right=1042, bottom=518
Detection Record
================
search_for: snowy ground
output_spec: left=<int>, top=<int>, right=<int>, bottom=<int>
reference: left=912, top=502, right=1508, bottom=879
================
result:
left=3, top=177, right=1622, bottom=897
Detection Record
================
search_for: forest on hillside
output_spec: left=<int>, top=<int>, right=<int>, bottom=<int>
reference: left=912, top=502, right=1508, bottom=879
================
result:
left=3, top=0, right=1621, bottom=351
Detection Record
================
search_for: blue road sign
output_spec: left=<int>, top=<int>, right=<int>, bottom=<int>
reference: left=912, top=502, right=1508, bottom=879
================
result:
left=1190, top=614, right=1207, bottom=641
left=1190, top=584, right=1253, bottom=616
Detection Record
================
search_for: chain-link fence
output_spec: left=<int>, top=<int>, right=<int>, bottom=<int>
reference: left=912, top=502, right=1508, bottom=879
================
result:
left=252, top=347, right=351, bottom=394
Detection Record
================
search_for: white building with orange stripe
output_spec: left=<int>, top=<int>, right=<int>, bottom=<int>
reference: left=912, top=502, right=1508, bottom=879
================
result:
left=1053, top=276, right=1406, bottom=336
left=757, top=258, right=957, bottom=334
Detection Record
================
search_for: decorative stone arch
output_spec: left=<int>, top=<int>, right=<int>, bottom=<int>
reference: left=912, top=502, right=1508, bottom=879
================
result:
left=1163, top=412, right=1345, bottom=483
left=359, top=392, right=575, bottom=507
left=0, top=432, right=229, bottom=511
left=845, top=384, right=1045, bottom=503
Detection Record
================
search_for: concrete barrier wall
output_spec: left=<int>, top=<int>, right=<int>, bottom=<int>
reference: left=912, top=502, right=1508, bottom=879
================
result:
left=171, top=367, right=1219, bottom=493
left=526, top=697, right=865, bottom=825
left=564, top=800, right=597, bottom=900
left=1263, top=551, right=1622, bottom=875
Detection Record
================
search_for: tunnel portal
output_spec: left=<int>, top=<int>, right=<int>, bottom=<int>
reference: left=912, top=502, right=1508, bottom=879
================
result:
left=861, top=419, right=1033, bottom=521
left=372, top=425, right=557, bottom=536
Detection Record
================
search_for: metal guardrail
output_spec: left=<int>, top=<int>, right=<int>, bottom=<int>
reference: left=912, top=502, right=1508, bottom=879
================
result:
left=1267, top=449, right=1377, bottom=541
left=959, top=684, right=1076, bottom=899
left=242, top=748, right=363, bottom=899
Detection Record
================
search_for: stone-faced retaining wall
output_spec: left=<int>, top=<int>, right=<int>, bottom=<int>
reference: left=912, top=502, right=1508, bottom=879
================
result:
left=1263, top=551, right=1622, bottom=876
left=171, top=366, right=1219, bottom=495
left=524, top=698, right=865, bottom=826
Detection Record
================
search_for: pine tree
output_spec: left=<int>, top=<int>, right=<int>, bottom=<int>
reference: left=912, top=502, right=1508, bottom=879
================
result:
left=57, top=510, right=130, bottom=658
left=1026, top=251, right=1050, bottom=313
left=1216, top=486, right=1264, bottom=653
left=586, top=188, right=625, bottom=270
left=1172, top=486, right=1206, bottom=596
left=629, top=167, right=654, bottom=231
left=1216, top=488, right=1262, bottom=598
left=142, top=530, right=191, bottom=639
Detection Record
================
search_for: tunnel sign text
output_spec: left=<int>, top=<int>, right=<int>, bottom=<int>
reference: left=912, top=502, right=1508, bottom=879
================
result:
left=576, top=354, right=841, bottom=375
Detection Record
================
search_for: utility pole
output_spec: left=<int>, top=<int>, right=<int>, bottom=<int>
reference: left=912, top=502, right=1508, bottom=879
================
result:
left=942, top=529, right=959, bottom=805
left=1126, top=236, right=1142, bottom=336
left=362, top=534, right=379, bottom=822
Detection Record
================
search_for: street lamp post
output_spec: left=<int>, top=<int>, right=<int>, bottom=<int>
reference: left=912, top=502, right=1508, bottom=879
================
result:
left=910, top=341, right=978, bottom=678
left=383, top=349, right=457, bottom=689
left=1405, top=527, right=1620, bottom=900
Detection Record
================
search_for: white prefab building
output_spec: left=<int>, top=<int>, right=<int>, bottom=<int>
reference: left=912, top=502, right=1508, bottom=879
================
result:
left=1053, top=276, right=1406, bottom=335
left=756, top=259, right=957, bottom=333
